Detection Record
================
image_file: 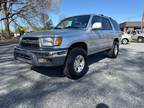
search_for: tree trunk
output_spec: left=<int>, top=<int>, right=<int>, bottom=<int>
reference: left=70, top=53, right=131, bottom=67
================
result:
left=2, top=1, right=11, bottom=38
left=4, top=18, right=10, bottom=37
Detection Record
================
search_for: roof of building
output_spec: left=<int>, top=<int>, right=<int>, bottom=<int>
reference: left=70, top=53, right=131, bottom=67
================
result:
left=120, top=21, right=141, bottom=28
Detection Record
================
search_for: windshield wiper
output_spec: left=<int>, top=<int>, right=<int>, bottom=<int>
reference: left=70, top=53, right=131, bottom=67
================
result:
left=54, top=26, right=84, bottom=29
left=54, top=27, right=62, bottom=29
left=64, top=26, right=82, bottom=29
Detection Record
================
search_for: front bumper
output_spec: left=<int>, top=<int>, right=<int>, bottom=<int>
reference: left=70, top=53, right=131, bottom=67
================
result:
left=14, top=47, right=68, bottom=66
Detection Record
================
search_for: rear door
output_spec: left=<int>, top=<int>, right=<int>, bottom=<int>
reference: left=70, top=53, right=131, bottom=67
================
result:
left=100, top=17, right=114, bottom=48
left=89, top=16, right=104, bottom=53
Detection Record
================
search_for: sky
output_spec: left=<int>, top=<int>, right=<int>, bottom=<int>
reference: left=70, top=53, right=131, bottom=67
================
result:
left=49, top=0, right=144, bottom=26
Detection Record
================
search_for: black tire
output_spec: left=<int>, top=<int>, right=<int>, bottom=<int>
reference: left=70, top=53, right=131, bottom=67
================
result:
left=122, top=38, right=129, bottom=44
left=107, top=41, right=119, bottom=58
left=64, top=48, right=88, bottom=80
left=137, top=37, right=144, bottom=43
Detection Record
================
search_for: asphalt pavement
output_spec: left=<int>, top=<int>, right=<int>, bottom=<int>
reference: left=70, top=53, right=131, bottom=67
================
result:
left=0, top=43, right=144, bottom=108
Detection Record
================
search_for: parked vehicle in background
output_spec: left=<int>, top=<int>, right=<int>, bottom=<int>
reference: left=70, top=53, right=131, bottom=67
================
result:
left=14, top=14, right=121, bottom=80
left=14, top=33, right=20, bottom=37
left=121, top=32, right=132, bottom=44
left=127, top=29, right=144, bottom=43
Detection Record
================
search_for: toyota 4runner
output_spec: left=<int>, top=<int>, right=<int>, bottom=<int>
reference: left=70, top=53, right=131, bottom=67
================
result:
left=14, top=14, right=121, bottom=80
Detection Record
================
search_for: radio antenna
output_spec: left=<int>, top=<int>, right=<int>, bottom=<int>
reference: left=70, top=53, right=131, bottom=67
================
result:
left=141, top=9, right=144, bottom=31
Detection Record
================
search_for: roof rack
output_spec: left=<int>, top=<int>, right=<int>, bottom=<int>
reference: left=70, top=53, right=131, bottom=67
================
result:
left=98, top=14, right=104, bottom=16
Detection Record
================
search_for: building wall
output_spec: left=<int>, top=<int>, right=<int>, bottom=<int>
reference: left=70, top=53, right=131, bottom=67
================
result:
left=120, top=21, right=141, bottom=32
left=121, top=27, right=135, bottom=32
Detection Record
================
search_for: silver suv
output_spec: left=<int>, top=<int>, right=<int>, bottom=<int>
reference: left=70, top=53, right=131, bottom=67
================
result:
left=14, top=14, right=121, bottom=80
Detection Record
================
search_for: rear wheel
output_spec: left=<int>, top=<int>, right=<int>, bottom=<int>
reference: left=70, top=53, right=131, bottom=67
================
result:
left=64, top=48, right=88, bottom=80
left=122, top=38, right=129, bottom=44
left=107, top=41, right=119, bottom=58
left=137, top=37, right=144, bottom=43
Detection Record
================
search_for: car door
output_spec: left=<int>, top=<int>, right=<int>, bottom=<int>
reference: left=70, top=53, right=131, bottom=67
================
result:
left=89, top=16, right=104, bottom=54
left=100, top=17, right=114, bottom=48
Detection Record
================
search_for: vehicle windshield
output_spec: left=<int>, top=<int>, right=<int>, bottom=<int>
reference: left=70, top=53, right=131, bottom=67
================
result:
left=55, top=15, right=90, bottom=29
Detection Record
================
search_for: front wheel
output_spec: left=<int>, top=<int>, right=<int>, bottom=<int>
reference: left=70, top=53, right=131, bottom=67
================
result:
left=107, top=41, right=119, bottom=58
left=64, top=48, right=88, bottom=80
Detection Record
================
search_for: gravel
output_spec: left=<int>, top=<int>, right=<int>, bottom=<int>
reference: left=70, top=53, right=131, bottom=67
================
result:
left=0, top=43, right=144, bottom=108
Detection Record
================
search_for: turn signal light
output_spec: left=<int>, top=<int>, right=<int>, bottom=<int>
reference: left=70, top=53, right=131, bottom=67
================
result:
left=55, top=37, right=62, bottom=46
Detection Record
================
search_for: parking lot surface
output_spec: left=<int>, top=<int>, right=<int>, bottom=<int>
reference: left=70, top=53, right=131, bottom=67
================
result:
left=0, top=43, right=144, bottom=108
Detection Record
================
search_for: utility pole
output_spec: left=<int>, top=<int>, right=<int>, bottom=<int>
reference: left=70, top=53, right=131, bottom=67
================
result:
left=141, top=9, right=144, bottom=31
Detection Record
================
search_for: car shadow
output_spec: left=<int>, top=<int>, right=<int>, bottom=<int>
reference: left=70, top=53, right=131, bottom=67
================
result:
left=88, top=51, right=107, bottom=65
left=31, top=66, right=65, bottom=77
left=31, top=51, right=107, bottom=78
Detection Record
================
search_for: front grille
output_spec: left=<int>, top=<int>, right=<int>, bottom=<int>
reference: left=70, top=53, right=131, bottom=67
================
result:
left=20, top=37, right=39, bottom=48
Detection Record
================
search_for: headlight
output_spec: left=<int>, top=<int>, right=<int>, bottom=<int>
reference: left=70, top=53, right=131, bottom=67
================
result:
left=40, top=37, right=62, bottom=47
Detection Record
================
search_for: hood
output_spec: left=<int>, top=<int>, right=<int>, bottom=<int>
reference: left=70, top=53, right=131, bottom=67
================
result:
left=23, top=29, right=86, bottom=38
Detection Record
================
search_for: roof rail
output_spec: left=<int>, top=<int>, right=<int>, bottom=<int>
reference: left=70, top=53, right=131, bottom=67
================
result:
left=98, top=14, right=104, bottom=16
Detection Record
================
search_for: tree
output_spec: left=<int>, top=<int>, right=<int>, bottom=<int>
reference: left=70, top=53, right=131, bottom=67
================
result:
left=32, top=13, right=53, bottom=31
left=0, top=0, right=61, bottom=37
left=40, top=13, right=53, bottom=29
left=15, top=25, right=28, bottom=35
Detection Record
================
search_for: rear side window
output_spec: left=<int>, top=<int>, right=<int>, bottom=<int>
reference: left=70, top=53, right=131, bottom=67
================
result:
left=101, top=17, right=112, bottom=30
left=110, top=18, right=120, bottom=31
left=91, top=16, right=101, bottom=25
left=91, top=16, right=112, bottom=30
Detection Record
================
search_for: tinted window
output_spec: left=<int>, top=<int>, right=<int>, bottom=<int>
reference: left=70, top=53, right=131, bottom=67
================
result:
left=101, top=17, right=112, bottom=30
left=91, top=16, right=101, bottom=25
left=137, top=31, right=140, bottom=34
left=92, top=16, right=112, bottom=30
left=136, top=30, right=142, bottom=34
left=127, top=31, right=131, bottom=34
left=110, top=18, right=120, bottom=31
left=133, top=31, right=136, bottom=35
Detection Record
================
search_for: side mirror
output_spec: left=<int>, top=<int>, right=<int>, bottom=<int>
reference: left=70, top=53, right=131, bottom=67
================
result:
left=92, top=22, right=102, bottom=29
